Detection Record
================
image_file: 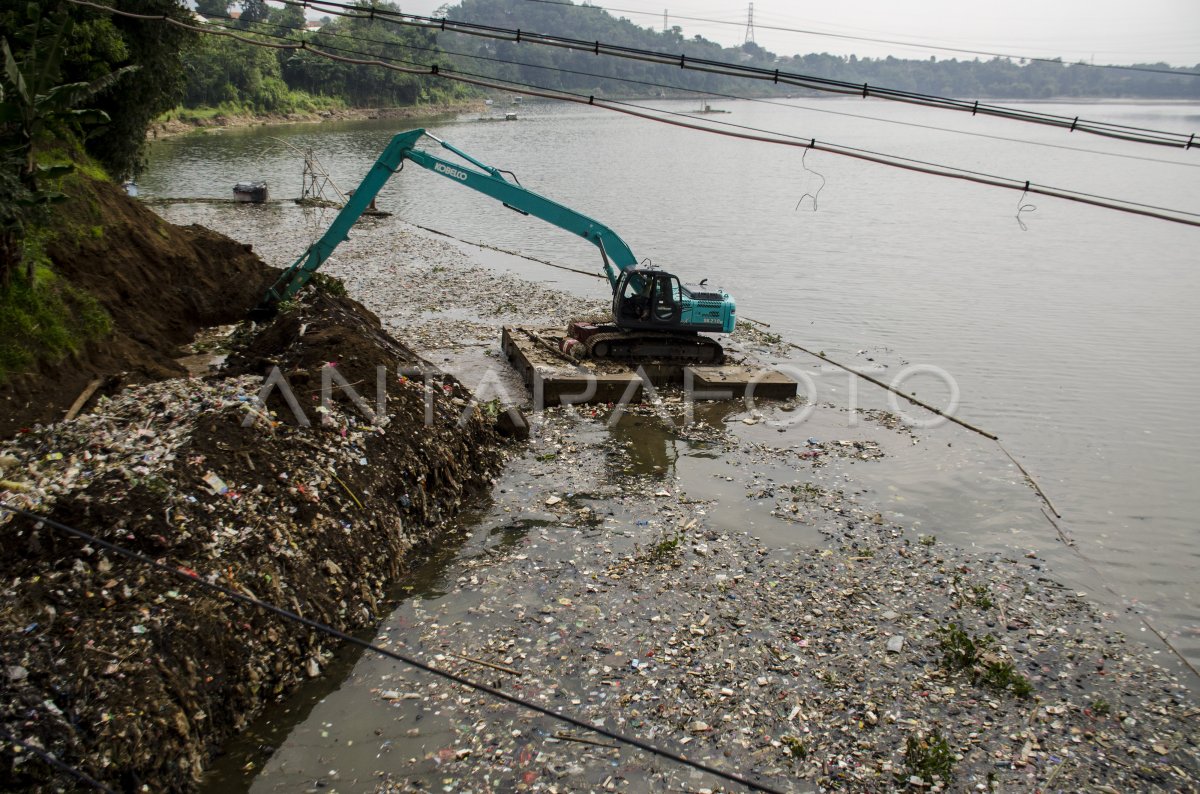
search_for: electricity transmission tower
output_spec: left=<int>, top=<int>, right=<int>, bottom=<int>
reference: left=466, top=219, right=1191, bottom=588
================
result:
left=744, top=3, right=756, bottom=45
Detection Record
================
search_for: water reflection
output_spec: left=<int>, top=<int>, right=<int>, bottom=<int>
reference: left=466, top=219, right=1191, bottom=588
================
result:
left=604, top=399, right=746, bottom=480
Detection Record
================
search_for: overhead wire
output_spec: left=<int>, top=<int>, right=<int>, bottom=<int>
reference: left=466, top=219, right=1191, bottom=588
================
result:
left=281, top=0, right=1200, bottom=149
left=201, top=11, right=1200, bottom=169
left=523, top=0, right=1200, bottom=78
left=204, top=15, right=1200, bottom=220
left=0, top=502, right=787, bottom=794
left=69, top=0, right=1200, bottom=228
left=0, top=729, right=116, bottom=793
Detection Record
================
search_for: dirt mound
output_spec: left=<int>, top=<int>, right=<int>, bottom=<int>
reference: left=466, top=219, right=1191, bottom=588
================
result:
left=0, top=177, right=275, bottom=438
left=0, top=181, right=507, bottom=790
left=0, top=289, right=505, bottom=791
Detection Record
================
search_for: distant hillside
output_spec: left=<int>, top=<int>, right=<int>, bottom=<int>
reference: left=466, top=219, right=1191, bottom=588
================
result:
left=439, top=0, right=1200, bottom=100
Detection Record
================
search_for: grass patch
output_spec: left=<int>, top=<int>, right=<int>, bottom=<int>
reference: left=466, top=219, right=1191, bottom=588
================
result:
left=0, top=252, right=111, bottom=383
left=970, top=584, right=995, bottom=610
left=645, top=525, right=686, bottom=562
left=904, top=730, right=954, bottom=784
left=165, top=92, right=346, bottom=124
left=937, top=624, right=1034, bottom=699
left=310, top=271, right=347, bottom=298
left=938, top=623, right=988, bottom=671
left=781, top=735, right=807, bottom=760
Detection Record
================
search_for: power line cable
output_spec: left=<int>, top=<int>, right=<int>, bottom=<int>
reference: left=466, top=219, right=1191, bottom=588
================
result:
left=281, top=0, right=1199, bottom=150
left=203, top=19, right=1200, bottom=221
left=68, top=0, right=1200, bottom=227
left=0, top=729, right=117, bottom=793
left=524, top=0, right=1200, bottom=78
left=206, top=12, right=1200, bottom=169
left=0, top=502, right=788, bottom=794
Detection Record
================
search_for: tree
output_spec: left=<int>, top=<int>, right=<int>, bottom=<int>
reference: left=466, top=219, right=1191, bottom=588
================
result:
left=0, top=16, right=135, bottom=283
left=195, top=0, right=231, bottom=18
left=6, top=0, right=200, bottom=179
left=238, top=0, right=270, bottom=27
left=268, top=2, right=306, bottom=31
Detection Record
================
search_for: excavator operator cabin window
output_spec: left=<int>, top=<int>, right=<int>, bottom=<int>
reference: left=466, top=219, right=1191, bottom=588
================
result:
left=621, top=274, right=652, bottom=320
left=652, top=275, right=681, bottom=321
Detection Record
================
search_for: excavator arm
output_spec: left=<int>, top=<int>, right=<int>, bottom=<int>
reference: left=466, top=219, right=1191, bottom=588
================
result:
left=259, top=128, right=638, bottom=309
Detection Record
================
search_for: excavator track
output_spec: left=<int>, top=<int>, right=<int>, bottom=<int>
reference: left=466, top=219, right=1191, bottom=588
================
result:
left=583, top=331, right=724, bottom=366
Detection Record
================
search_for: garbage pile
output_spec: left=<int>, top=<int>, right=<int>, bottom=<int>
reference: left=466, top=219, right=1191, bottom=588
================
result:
left=305, top=405, right=1199, bottom=793
left=0, top=289, right=505, bottom=791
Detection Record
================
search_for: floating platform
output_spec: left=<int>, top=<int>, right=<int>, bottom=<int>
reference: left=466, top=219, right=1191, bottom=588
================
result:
left=501, top=326, right=797, bottom=406
left=233, top=181, right=269, bottom=203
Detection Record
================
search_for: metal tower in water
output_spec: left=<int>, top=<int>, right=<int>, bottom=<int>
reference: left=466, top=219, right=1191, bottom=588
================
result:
left=744, top=2, right=756, bottom=44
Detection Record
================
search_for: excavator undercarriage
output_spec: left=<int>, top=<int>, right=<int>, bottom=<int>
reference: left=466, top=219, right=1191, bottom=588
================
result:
left=567, top=321, right=724, bottom=365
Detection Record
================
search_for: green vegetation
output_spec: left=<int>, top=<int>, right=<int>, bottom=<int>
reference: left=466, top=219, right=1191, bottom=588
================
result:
left=979, top=659, right=1034, bottom=699
left=180, top=33, right=344, bottom=115
left=1, top=8, right=147, bottom=286
left=904, top=730, right=955, bottom=784
left=177, top=1, right=467, bottom=117
left=1090, top=696, right=1112, bottom=716
left=310, top=271, right=347, bottom=298
left=0, top=248, right=111, bottom=383
left=950, top=574, right=995, bottom=609
left=1, top=0, right=196, bottom=180
left=643, top=524, right=686, bottom=563
left=970, top=584, right=995, bottom=610
left=437, top=0, right=1199, bottom=100
left=939, top=623, right=988, bottom=671
left=937, top=624, right=1034, bottom=699
left=0, top=4, right=170, bottom=379
left=781, top=735, right=808, bottom=760
left=174, top=0, right=1200, bottom=123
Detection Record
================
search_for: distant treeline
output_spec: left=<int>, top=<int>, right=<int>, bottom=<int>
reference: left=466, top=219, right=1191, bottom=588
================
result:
left=179, top=0, right=1200, bottom=117
left=439, top=0, right=1200, bottom=100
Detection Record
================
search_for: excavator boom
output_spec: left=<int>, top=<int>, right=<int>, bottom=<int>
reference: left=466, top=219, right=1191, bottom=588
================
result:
left=257, top=129, right=735, bottom=354
left=262, top=129, right=636, bottom=306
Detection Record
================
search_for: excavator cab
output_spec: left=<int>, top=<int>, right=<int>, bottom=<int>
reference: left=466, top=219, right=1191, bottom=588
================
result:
left=614, top=268, right=683, bottom=329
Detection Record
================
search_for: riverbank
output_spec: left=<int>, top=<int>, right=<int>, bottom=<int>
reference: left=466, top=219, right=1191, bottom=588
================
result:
left=148, top=101, right=484, bottom=141
left=0, top=184, right=508, bottom=790
left=150, top=201, right=1199, bottom=792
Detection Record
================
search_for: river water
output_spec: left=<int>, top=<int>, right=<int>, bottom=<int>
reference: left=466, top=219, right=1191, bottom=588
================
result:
left=144, top=98, right=1200, bottom=657
left=143, top=99, right=1199, bottom=773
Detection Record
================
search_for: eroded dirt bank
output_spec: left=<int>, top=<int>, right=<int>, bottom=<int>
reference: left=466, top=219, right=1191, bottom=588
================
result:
left=0, top=184, right=506, bottom=790
left=0, top=177, right=272, bottom=439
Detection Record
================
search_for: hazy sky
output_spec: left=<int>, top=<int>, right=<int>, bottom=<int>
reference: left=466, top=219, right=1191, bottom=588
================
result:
left=392, top=0, right=1200, bottom=66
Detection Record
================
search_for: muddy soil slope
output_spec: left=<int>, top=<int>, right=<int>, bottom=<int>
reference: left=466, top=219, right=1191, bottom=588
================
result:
left=0, top=176, right=273, bottom=438
left=0, top=185, right=506, bottom=790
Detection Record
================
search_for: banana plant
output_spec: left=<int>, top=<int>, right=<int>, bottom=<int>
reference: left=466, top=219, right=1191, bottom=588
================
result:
left=0, top=13, right=137, bottom=282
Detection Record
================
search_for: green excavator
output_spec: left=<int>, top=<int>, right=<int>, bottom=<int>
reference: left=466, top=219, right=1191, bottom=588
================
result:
left=257, top=128, right=736, bottom=364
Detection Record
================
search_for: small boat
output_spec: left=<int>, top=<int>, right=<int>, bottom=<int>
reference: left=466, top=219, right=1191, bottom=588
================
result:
left=695, top=102, right=729, bottom=114
left=505, top=112, right=518, bottom=121
left=233, top=181, right=269, bottom=203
